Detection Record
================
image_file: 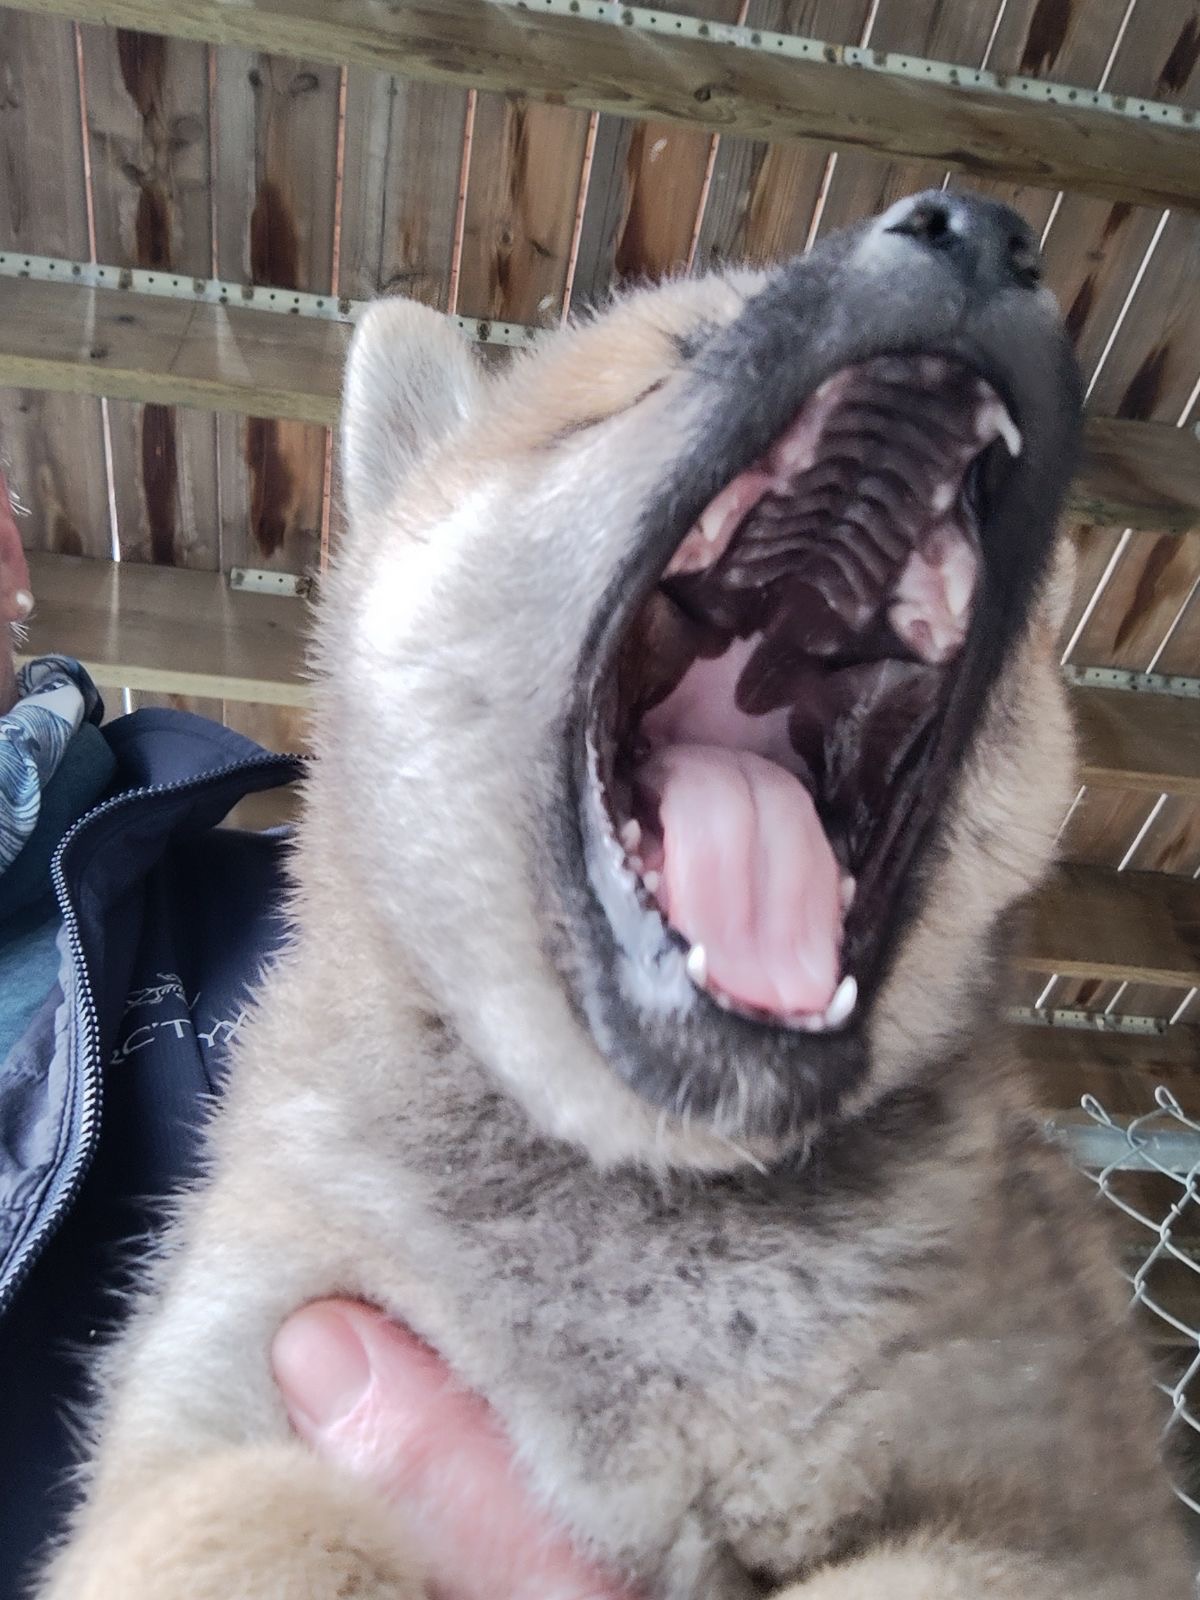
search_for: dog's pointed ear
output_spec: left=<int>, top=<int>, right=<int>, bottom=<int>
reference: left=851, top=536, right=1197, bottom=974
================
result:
left=340, top=298, right=483, bottom=526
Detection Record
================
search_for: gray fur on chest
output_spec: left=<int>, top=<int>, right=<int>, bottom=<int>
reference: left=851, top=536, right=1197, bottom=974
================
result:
left=374, top=1054, right=974, bottom=1593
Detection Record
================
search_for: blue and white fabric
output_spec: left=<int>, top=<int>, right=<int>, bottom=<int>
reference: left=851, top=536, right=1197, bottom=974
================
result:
left=0, top=656, right=101, bottom=875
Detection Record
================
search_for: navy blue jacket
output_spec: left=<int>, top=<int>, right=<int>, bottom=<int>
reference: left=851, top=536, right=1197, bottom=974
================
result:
left=0, top=709, right=303, bottom=1597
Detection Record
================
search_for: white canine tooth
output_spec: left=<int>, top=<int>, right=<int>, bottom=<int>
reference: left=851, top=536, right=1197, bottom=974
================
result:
left=620, top=819, right=642, bottom=851
left=823, top=974, right=858, bottom=1030
left=995, top=408, right=1022, bottom=458
left=977, top=398, right=1023, bottom=458
left=643, top=869, right=661, bottom=894
left=699, top=506, right=723, bottom=543
left=840, top=873, right=856, bottom=912
left=685, top=944, right=709, bottom=986
left=931, top=481, right=955, bottom=514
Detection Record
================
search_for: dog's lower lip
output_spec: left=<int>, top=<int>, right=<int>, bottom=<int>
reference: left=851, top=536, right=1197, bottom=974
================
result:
left=582, top=353, right=1019, bottom=1033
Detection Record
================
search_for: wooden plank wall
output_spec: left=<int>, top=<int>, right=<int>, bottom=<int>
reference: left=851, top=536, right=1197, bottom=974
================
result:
left=0, top=15, right=110, bottom=557
left=1024, top=4, right=1200, bottom=1025
left=79, top=26, right=220, bottom=570
left=2, top=0, right=1199, bottom=1033
left=213, top=48, right=341, bottom=577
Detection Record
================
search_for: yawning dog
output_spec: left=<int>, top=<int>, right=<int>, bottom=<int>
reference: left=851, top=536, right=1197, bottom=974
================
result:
left=40, top=192, right=1191, bottom=1599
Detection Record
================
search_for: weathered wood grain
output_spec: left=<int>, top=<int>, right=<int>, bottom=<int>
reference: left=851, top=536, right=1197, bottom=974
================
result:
left=692, top=0, right=867, bottom=273
left=4, top=273, right=1194, bottom=534
left=78, top=24, right=221, bottom=569
left=338, top=69, right=467, bottom=305
left=1074, top=688, right=1200, bottom=800
left=213, top=47, right=340, bottom=576
left=18, top=549, right=309, bottom=703
left=11, top=0, right=1200, bottom=210
left=1014, top=1021, right=1200, bottom=1116
left=0, top=272, right=349, bottom=420
left=1020, top=864, right=1200, bottom=988
left=455, top=92, right=589, bottom=324
left=0, top=12, right=111, bottom=556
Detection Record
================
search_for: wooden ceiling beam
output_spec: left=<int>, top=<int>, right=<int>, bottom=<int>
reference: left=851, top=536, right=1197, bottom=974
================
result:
left=10, top=0, right=1200, bottom=211
left=17, top=547, right=1200, bottom=796
left=1020, top=864, right=1200, bottom=991
left=17, top=551, right=310, bottom=707
left=16, top=552, right=1200, bottom=998
left=2, top=273, right=1199, bottom=534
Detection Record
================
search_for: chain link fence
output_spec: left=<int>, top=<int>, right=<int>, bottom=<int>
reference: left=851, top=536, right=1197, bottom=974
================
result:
left=1054, top=1087, right=1200, bottom=1529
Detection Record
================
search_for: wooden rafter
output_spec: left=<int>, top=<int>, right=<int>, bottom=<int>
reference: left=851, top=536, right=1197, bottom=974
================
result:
left=16, top=551, right=1200, bottom=1001
left=9, top=0, right=1200, bottom=211
left=18, top=549, right=1200, bottom=799
left=2, top=274, right=1199, bottom=534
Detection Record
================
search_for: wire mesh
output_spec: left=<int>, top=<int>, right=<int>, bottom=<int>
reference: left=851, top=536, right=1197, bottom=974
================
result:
left=1071, top=1087, right=1200, bottom=1523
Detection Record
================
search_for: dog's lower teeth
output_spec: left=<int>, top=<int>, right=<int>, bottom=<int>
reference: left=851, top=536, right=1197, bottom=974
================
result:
left=643, top=870, right=661, bottom=894
left=824, top=975, right=858, bottom=1029
left=686, top=944, right=709, bottom=986
left=840, top=874, right=856, bottom=912
left=620, top=819, right=642, bottom=851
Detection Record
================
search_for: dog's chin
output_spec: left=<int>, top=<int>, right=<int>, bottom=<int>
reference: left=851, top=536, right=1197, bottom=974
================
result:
left=554, top=351, right=1058, bottom=1147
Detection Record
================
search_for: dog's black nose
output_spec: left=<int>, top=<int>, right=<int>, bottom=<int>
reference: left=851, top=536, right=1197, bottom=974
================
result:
left=883, top=191, right=1042, bottom=291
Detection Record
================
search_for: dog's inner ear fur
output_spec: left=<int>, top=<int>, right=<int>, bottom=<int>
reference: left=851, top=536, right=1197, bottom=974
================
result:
left=340, top=301, right=483, bottom=527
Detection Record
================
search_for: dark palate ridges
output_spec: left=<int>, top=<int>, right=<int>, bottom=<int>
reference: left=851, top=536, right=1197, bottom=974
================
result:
left=591, top=353, right=1021, bottom=1029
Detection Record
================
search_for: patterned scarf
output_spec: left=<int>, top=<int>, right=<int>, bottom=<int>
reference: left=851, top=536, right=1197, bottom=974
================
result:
left=0, top=655, right=102, bottom=875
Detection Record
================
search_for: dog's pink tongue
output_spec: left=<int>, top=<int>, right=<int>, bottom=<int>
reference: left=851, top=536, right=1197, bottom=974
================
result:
left=640, top=744, right=842, bottom=1017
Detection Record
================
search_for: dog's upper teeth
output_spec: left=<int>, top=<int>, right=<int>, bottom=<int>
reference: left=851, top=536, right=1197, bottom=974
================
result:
left=643, top=869, right=661, bottom=894
left=824, top=974, right=858, bottom=1029
left=996, top=409, right=1022, bottom=458
left=620, top=819, right=642, bottom=851
left=686, top=944, right=709, bottom=986
left=931, top=481, right=956, bottom=514
left=840, top=873, right=856, bottom=913
left=976, top=397, right=1022, bottom=458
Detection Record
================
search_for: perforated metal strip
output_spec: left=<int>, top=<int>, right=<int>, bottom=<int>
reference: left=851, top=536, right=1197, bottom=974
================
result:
left=0, top=251, right=541, bottom=348
left=508, top=0, right=1199, bottom=131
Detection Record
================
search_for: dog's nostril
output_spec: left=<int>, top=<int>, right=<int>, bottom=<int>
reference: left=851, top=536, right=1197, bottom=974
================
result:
left=1008, top=234, right=1042, bottom=288
left=889, top=199, right=953, bottom=248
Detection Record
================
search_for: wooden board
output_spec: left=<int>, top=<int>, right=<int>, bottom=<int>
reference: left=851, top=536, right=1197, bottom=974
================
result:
left=1019, top=864, right=1200, bottom=989
left=3, top=273, right=1195, bottom=534
left=1071, top=418, right=1200, bottom=535
left=1074, top=688, right=1200, bottom=800
left=13, top=0, right=1200, bottom=211
left=568, top=0, right=742, bottom=305
left=1013, top=1021, right=1200, bottom=1117
left=0, top=12, right=111, bottom=557
left=338, top=70, right=467, bottom=304
left=0, top=272, right=349, bottom=421
left=692, top=0, right=868, bottom=274
left=455, top=92, right=589, bottom=323
left=18, top=549, right=309, bottom=704
left=961, top=0, right=1134, bottom=237
left=78, top=24, right=220, bottom=570
left=1040, top=5, right=1200, bottom=386
left=811, top=0, right=1039, bottom=243
left=213, top=47, right=341, bottom=575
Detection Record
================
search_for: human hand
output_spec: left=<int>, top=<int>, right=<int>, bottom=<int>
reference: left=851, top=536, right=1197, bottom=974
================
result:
left=273, top=1299, right=638, bottom=1600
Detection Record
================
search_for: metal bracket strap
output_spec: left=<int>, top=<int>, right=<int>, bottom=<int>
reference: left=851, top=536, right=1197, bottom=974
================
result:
left=509, top=0, right=1199, bottom=131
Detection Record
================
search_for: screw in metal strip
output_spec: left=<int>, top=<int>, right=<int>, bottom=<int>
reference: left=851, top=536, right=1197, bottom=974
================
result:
left=508, top=0, right=1198, bottom=131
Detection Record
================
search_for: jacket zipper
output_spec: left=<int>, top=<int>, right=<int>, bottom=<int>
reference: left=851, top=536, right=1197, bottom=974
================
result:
left=0, top=752, right=302, bottom=1315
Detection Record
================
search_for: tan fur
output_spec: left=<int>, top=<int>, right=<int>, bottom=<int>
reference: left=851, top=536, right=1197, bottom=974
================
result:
left=38, top=226, right=1192, bottom=1599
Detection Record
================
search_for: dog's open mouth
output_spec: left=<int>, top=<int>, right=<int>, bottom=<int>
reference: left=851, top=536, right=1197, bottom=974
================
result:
left=585, top=354, right=1022, bottom=1035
